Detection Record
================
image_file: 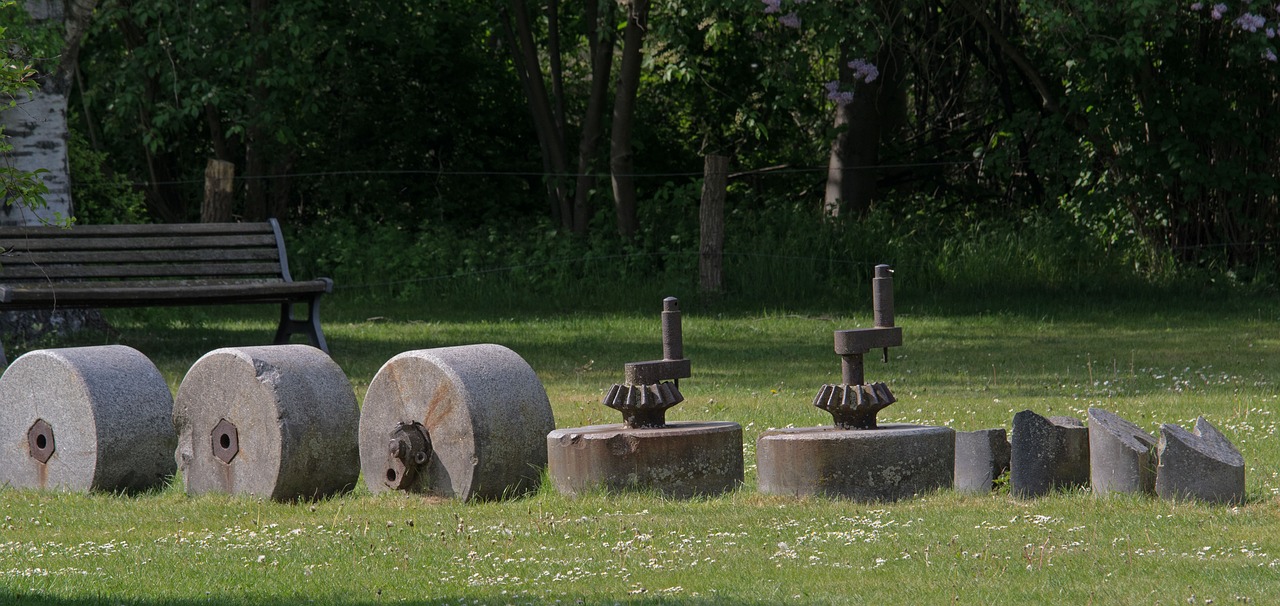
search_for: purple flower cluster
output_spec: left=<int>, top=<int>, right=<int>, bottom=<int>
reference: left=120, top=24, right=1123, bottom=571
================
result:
left=824, top=81, right=855, bottom=106
left=762, top=0, right=801, bottom=29
left=1236, top=12, right=1267, bottom=31
left=1190, top=2, right=1280, bottom=63
left=848, top=58, right=880, bottom=84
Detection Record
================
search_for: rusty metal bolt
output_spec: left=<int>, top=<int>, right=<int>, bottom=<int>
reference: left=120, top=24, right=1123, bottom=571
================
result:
left=384, top=422, right=431, bottom=490
left=211, top=418, right=240, bottom=464
left=27, top=418, right=55, bottom=464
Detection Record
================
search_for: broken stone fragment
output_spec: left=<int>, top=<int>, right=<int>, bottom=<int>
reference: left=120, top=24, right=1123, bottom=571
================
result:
left=954, top=428, right=1010, bottom=493
left=1010, top=410, right=1090, bottom=498
left=1087, top=407, right=1156, bottom=496
left=1155, top=416, right=1245, bottom=505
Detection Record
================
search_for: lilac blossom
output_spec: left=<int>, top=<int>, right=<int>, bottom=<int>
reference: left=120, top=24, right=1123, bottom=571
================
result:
left=824, top=81, right=855, bottom=106
left=1191, top=2, right=1203, bottom=9
left=779, top=12, right=801, bottom=28
left=1266, top=48, right=1279, bottom=61
left=1212, top=3, right=1228, bottom=19
left=762, top=0, right=781, bottom=14
left=1236, top=12, right=1267, bottom=31
left=848, top=58, right=880, bottom=84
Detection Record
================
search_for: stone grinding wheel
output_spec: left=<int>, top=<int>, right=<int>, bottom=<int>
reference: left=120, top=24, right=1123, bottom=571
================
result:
left=0, top=345, right=175, bottom=492
left=174, top=345, right=359, bottom=501
left=358, top=344, right=555, bottom=500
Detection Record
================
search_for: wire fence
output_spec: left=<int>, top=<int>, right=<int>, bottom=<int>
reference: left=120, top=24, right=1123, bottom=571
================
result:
left=74, top=158, right=991, bottom=188
left=329, top=250, right=880, bottom=291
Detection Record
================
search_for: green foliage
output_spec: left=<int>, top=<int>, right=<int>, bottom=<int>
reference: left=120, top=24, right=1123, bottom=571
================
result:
left=68, top=128, right=148, bottom=224
left=66, top=0, right=1280, bottom=287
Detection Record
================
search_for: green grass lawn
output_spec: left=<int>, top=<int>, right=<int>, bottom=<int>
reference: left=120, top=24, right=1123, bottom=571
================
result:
left=2, top=288, right=1279, bottom=604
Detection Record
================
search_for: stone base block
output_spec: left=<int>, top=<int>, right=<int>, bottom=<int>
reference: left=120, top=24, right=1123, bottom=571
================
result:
left=0, top=345, right=175, bottom=492
left=756, top=424, right=954, bottom=502
left=1156, top=416, right=1245, bottom=505
left=954, top=428, right=1010, bottom=493
left=547, top=422, right=743, bottom=498
left=1010, top=410, right=1090, bottom=498
left=174, top=345, right=359, bottom=501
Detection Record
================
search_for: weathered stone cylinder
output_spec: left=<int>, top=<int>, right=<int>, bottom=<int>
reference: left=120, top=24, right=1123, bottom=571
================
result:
left=359, top=344, right=555, bottom=500
left=954, top=428, right=1011, bottom=494
left=0, top=345, right=175, bottom=492
left=174, top=345, right=359, bottom=501
left=1088, top=407, right=1156, bottom=496
left=1155, top=416, right=1245, bottom=505
left=548, top=421, right=743, bottom=498
left=1010, top=410, right=1090, bottom=498
left=757, top=424, right=954, bottom=502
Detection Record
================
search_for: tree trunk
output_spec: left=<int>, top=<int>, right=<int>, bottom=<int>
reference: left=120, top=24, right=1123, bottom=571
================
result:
left=699, top=155, right=729, bottom=293
left=244, top=0, right=270, bottom=221
left=506, top=0, right=571, bottom=227
left=202, top=159, right=235, bottom=223
left=822, top=45, right=904, bottom=219
left=0, top=0, right=97, bottom=226
left=610, top=0, right=649, bottom=239
left=571, top=0, right=615, bottom=236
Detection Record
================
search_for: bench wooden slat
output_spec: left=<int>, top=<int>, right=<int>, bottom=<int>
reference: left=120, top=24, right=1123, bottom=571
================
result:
left=0, top=249, right=281, bottom=265
left=0, top=234, right=278, bottom=252
left=0, top=262, right=284, bottom=280
left=0, top=279, right=331, bottom=304
left=0, top=222, right=275, bottom=238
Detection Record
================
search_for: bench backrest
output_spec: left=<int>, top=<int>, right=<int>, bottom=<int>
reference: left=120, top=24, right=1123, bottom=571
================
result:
left=0, top=220, right=298, bottom=285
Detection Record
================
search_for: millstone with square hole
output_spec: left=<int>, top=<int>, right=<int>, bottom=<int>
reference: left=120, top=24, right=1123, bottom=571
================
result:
left=0, top=345, right=175, bottom=492
left=173, top=345, right=359, bottom=501
left=358, top=344, right=556, bottom=500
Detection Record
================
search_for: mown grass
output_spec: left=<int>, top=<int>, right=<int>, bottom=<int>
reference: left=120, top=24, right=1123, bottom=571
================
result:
left=2, top=286, right=1279, bottom=604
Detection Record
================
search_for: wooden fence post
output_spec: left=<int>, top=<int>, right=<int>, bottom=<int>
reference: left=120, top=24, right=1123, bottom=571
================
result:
left=202, top=159, right=235, bottom=223
left=699, top=154, right=730, bottom=293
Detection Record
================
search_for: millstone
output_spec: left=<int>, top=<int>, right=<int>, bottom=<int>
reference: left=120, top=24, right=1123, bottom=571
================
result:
left=358, top=344, right=555, bottom=500
left=756, top=424, right=954, bottom=502
left=547, top=421, right=743, bottom=498
left=0, top=345, right=175, bottom=492
left=173, top=345, right=359, bottom=501
left=1087, top=407, right=1156, bottom=496
left=954, top=428, right=1011, bottom=494
left=1009, top=410, right=1090, bottom=498
left=1155, top=416, right=1245, bottom=505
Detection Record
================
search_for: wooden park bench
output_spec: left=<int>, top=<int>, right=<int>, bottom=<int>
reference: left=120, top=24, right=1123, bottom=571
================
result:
left=0, top=219, right=332, bottom=364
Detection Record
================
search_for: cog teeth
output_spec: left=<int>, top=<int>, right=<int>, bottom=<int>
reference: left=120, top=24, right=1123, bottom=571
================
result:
left=812, top=382, right=896, bottom=415
left=602, top=382, right=685, bottom=410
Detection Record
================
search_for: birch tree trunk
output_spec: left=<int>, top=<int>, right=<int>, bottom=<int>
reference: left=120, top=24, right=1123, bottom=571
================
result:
left=0, top=0, right=96, bottom=226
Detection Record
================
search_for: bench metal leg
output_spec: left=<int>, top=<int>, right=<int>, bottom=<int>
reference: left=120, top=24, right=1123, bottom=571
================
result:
left=275, top=294, right=329, bottom=353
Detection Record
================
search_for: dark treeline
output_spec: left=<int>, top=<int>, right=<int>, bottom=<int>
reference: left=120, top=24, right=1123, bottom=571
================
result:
left=56, top=1, right=1280, bottom=293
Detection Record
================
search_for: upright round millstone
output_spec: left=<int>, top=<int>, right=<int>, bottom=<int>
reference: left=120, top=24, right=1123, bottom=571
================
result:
left=756, top=424, right=954, bottom=502
left=547, top=421, right=743, bottom=498
left=174, top=345, right=359, bottom=501
left=358, top=344, right=556, bottom=500
left=0, top=345, right=175, bottom=492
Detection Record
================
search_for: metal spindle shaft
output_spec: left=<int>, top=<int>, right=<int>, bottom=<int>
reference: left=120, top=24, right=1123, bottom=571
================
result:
left=841, top=354, right=865, bottom=386
left=872, top=264, right=894, bottom=328
left=662, top=297, right=683, bottom=361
